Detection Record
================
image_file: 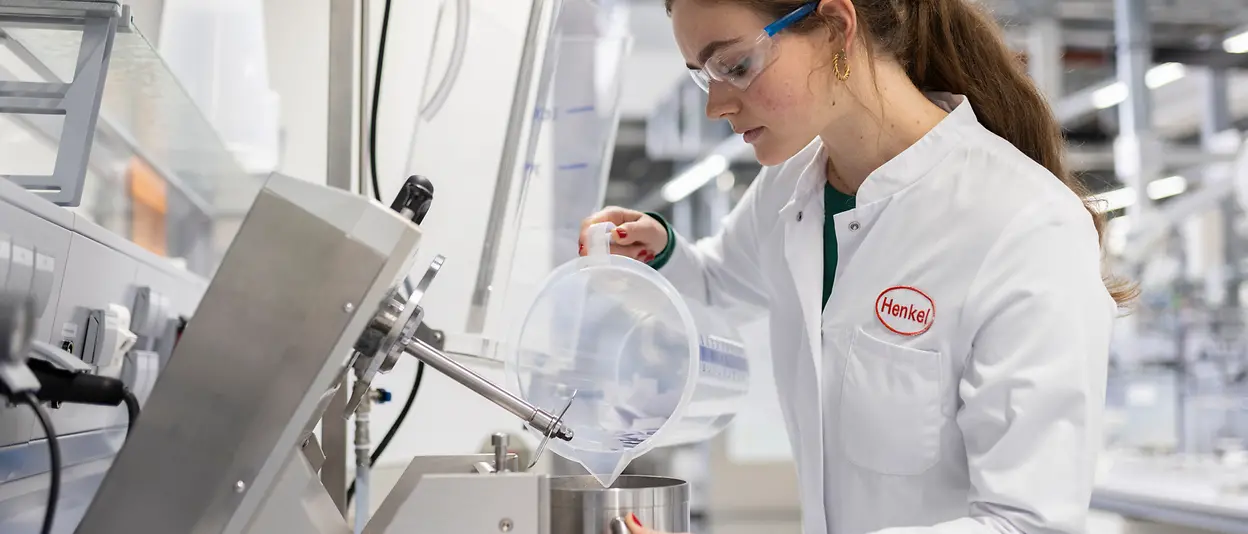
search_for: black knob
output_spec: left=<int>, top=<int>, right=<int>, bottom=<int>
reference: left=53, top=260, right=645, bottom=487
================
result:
left=390, top=175, right=434, bottom=225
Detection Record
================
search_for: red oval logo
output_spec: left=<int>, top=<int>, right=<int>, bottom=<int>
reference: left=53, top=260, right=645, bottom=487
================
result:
left=874, top=286, right=935, bottom=336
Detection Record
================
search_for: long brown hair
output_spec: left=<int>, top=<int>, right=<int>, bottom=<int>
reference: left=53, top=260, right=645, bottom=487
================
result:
left=667, top=0, right=1138, bottom=307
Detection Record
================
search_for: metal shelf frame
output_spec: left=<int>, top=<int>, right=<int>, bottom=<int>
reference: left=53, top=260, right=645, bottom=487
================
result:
left=0, top=0, right=127, bottom=206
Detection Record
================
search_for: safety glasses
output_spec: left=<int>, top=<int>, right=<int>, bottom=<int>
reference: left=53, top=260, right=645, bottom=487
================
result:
left=688, top=2, right=818, bottom=93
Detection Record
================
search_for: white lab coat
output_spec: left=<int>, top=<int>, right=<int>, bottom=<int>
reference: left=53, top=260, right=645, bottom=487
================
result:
left=658, top=94, right=1115, bottom=534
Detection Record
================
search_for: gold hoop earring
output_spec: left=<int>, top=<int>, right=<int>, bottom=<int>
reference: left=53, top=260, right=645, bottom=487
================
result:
left=832, top=49, right=851, bottom=81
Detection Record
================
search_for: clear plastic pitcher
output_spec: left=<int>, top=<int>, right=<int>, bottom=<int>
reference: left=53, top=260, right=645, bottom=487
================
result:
left=506, top=222, right=750, bottom=487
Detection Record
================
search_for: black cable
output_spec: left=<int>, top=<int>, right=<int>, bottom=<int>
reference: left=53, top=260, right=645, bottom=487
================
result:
left=348, top=358, right=424, bottom=501
left=367, top=0, right=393, bottom=203
left=371, top=358, right=424, bottom=465
left=18, top=392, right=59, bottom=534
left=122, top=389, right=140, bottom=440
left=349, top=0, right=427, bottom=504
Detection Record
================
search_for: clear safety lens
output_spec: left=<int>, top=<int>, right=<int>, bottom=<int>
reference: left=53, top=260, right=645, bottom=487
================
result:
left=689, top=70, right=711, bottom=92
left=690, top=33, right=777, bottom=93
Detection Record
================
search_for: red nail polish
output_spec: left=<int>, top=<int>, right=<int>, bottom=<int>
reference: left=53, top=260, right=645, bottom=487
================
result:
left=631, top=513, right=642, bottom=526
left=617, top=228, right=628, bottom=239
left=579, top=243, right=584, bottom=252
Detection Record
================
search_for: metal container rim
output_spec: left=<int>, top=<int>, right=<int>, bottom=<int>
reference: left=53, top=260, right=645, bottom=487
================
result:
left=548, top=475, right=689, bottom=493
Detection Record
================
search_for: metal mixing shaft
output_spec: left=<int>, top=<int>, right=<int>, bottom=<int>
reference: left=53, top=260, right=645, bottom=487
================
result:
left=401, top=336, right=574, bottom=442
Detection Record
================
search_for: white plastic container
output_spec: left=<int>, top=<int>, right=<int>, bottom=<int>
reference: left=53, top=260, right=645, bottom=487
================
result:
left=506, top=222, right=750, bottom=486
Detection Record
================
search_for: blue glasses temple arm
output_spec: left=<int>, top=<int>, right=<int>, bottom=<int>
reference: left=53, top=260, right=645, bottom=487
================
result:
left=764, top=2, right=819, bottom=37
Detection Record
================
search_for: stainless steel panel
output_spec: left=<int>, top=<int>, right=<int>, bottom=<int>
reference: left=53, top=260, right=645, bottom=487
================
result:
left=76, top=174, right=423, bottom=534
left=366, top=472, right=547, bottom=534
left=549, top=475, right=690, bottom=534
left=365, top=454, right=523, bottom=532
left=242, top=446, right=351, bottom=534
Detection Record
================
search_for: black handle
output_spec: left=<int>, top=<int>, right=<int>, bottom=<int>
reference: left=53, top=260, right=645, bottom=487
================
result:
left=390, top=175, right=435, bottom=225
left=27, top=359, right=128, bottom=407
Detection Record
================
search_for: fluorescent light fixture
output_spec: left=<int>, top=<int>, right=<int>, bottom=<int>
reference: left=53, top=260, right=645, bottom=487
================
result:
left=1089, top=175, right=1188, bottom=212
left=1225, top=30, right=1248, bottom=53
left=661, top=155, right=729, bottom=203
left=1091, top=63, right=1187, bottom=109
left=1091, top=84, right=1129, bottom=109
left=1146, top=62, right=1187, bottom=87
left=1146, top=174, right=1188, bottom=199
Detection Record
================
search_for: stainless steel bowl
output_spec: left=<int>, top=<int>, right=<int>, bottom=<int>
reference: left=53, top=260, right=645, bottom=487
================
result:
left=549, top=475, right=690, bottom=534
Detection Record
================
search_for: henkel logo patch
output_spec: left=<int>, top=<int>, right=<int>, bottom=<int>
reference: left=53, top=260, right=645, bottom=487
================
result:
left=875, top=286, right=935, bottom=336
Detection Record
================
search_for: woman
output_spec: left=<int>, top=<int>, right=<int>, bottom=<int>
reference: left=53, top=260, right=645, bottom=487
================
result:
left=580, top=0, right=1135, bottom=533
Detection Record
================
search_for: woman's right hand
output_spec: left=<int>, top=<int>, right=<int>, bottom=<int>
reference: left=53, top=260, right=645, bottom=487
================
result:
left=578, top=207, right=669, bottom=263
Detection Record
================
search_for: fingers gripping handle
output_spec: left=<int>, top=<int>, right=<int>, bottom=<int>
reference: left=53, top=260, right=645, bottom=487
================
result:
left=587, top=222, right=616, bottom=258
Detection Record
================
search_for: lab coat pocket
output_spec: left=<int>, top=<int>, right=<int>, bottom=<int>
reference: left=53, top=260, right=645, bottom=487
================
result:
left=839, top=327, right=943, bottom=476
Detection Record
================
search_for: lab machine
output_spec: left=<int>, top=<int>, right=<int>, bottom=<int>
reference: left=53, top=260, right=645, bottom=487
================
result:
left=54, top=172, right=692, bottom=533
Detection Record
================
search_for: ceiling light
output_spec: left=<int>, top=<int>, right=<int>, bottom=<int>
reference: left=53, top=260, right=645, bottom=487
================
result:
left=1146, top=174, right=1188, bottom=199
left=1091, top=84, right=1129, bottom=110
left=1091, top=63, right=1187, bottom=109
left=1146, top=63, right=1187, bottom=87
left=1089, top=175, right=1188, bottom=212
left=1225, top=30, right=1248, bottom=53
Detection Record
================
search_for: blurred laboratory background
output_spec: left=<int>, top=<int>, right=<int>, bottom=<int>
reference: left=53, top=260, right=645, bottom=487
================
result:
left=4, top=0, right=1248, bottom=533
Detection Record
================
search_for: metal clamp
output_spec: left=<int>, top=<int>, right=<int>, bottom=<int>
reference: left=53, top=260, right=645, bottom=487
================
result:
left=528, top=390, right=576, bottom=470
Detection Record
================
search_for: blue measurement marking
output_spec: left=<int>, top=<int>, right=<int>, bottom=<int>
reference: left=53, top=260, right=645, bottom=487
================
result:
left=558, top=163, right=589, bottom=171
left=700, top=345, right=750, bottom=372
left=564, top=105, right=595, bottom=114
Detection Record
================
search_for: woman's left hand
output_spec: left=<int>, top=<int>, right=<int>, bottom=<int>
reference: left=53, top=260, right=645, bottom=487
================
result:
left=623, top=513, right=688, bottom=534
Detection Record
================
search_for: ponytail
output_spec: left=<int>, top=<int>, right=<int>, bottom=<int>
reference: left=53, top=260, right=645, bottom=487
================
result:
left=897, top=0, right=1136, bottom=307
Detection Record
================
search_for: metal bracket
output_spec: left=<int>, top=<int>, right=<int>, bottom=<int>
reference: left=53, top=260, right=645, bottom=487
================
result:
left=0, top=0, right=123, bottom=206
left=302, top=433, right=327, bottom=475
left=345, top=255, right=445, bottom=416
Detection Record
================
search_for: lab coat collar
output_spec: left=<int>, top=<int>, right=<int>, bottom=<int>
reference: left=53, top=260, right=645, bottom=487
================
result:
left=780, top=92, right=974, bottom=213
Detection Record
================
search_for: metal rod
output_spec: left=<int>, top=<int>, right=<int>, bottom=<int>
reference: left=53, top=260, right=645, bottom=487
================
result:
left=322, top=0, right=359, bottom=514
left=402, top=336, right=574, bottom=442
left=326, top=0, right=357, bottom=193
left=359, top=0, right=372, bottom=199
left=353, top=375, right=371, bottom=533
left=1203, top=68, right=1240, bottom=309
left=1113, top=0, right=1157, bottom=220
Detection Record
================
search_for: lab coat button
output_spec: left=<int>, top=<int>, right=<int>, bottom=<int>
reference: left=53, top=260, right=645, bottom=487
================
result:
left=797, top=211, right=803, bottom=222
left=849, top=221, right=860, bottom=231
